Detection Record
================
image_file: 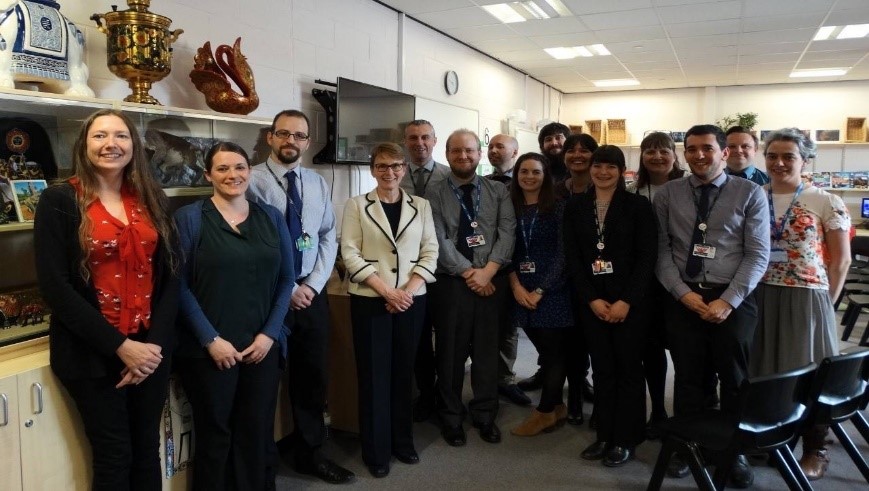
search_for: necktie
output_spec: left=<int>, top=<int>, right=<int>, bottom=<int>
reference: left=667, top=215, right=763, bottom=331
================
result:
left=285, top=171, right=303, bottom=278
left=414, top=168, right=428, bottom=196
left=456, top=184, right=476, bottom=262
left=685, top=184, right=712, bottom=278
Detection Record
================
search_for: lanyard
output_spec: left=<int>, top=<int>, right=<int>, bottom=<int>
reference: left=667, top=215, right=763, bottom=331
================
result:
left=519, top=205, right=538, bottom=260
left=690, top=180, right=722, bottom=242
left=767, top=182, right=803, bottom=242
left=448, top=178, right=482, bottom=229
left=266, top=164, right=306, bottom=231
left=593, top=199, right=606, bottom=256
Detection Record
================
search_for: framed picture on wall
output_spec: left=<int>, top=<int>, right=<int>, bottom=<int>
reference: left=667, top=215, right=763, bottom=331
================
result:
left=760, top=130, right=773, bottom=141
left=816, top=129, right=840, bottom=142
left=11, top=179, right=47, bottom=222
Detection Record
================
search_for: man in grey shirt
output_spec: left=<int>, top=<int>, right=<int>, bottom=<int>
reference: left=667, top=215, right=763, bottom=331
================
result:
left=654, top=124, right=769, bottom=488
left=428, top=129, right=515, bottom=447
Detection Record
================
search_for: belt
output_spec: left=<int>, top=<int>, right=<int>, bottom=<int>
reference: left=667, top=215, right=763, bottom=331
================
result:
left=686, top=281, right=728, bottom=290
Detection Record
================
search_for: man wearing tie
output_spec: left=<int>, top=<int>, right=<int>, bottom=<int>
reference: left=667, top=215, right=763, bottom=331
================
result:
left=247, top=110, right=353, bottom=484
left=653, top=124, right=769, bottom=488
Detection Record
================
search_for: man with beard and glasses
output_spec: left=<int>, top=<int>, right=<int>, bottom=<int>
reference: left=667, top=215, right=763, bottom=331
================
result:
left=399, top=119, right=451, bottom=423
left=247, top=110, right=353, bottom=484
left=427, top=129, right=515, bottom=447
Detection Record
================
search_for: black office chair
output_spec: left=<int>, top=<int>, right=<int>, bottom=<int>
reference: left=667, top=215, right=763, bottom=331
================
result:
left=647, top=363, right=816, bottom=491
left=798, top=349, right=869, bottom=483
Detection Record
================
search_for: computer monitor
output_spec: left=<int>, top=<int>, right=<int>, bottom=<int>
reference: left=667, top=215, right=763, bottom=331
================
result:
left=862, top=197, right=869, bottom=219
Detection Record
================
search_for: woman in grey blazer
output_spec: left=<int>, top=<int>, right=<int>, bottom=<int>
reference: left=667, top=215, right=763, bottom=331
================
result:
left=340, top=142, right=438, bottom=478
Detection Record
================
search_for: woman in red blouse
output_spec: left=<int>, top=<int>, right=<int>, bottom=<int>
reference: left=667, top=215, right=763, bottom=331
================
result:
left=34, top=109, right=179, bottom=491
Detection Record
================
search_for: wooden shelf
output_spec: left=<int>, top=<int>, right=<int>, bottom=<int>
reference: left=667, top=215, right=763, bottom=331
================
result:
left=0, top=222, right=33, bottom=233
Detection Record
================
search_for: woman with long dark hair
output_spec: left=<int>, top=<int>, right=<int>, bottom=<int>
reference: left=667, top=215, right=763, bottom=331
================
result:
left=35, top=109, right=179, bottom=490
left=563, top=145, right=657, bottom=467
left=507, top=152, right=573, bottom=436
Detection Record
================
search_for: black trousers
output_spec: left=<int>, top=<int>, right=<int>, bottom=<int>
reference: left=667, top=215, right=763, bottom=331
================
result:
left=285, top=291, right=331, bottom=464
left=431, top=273, right=506, bottom=427
left=176, top=346, right=281, bottom=491
left=350, top=294, right=425, bottom=466
left=567, top=280, right=591, bottom=399
left=667, top=285, right=757, bottom=416
left=413, top=305, right=436, bottom=402
left=497, top=293, right=519, bottom=386
left=644, top=280, right=671, bottom=418
left=582, top=306, right=646, bottom=448
left=58, top=357, right=170, bottom=491
left=523, top=327, right=569, bottom=412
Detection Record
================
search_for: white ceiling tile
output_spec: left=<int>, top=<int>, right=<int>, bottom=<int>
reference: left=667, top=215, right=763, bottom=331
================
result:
left=377, top=0, right=475, bottom=14
left=656, top=1, right=742, bottom=24
left=496, top=49, right=552, bottom=63
left=471, top=37, right=541, bottom=53
left=529, top=33, right=601, bottom=48
left=738, top=53, right=800, bottom=65
left=414, top=7, right=501, bottom=29
left=808, top=38, right=869, bottom=52
left=561, top=0, right=654, bottom=15
left=593, top=25, right=668, bottom=43
left=741, top=42, right=807, bottom=55
left=741, top=29, right=818, bottom=44
left=441, top=24, right=516, bottom=41
left=624, top=59, right=683, bottom=70
left=616, top=50, right=679, bottom=63
left=508, top=17, right=587, bottom=36
left=743, top=0, right=836, bottom=17
left=606, top=38, right=674, bottom=54
left=796, top=60, right=858, bottom=70
left=823, top=8, right=869, bottom=26
left=578, top=8, right=660, bottom=31
left=666, top=19, right=742, bottom=38
left=670, top=34, right=739, bottom=49
left=801, top=49, right=868, bottom=61
left=742, top=13, right=826, bottom=32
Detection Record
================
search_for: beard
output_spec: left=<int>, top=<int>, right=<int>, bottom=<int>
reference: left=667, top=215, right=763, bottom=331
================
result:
left=451, top=164, right=478, bottom=180
left=275, top=145, right=301, bottom=164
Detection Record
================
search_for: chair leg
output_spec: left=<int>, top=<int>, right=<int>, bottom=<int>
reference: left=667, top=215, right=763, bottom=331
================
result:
left=851, top=411, right=869, bottom=444
left=646, top=440, right=674, bottom=491
left=684, top=442, right=716, bottom=491
left=773, top=446, right=814, bottom=491
left=841, top=301, right=857, bottom=327
left=834, top=289, right=844, bottom=310
left=831, top=422, right=869, bottom=482
left=841, top=303, right=859, bottom=341
left=861, top=320, right=869, bottom=346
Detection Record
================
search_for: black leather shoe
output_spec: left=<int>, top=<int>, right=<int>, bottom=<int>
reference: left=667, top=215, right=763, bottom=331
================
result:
left=728, top=455, right=754, bottom=489
left=413, top=395, right=436, bottom=422
left=567, top=411, right=584, bottom=426
left=498, top=384, right=532, bottom=405
left=602, top=446, right=634, bottom=467
left=368, top=464, right=389, bottom=478
left=393, top=450, right=420, bottom=464
left=441, top=425, right=466, bottom=446
left=582, top=379, right=595, bottom=403
left=581, top=441, right=610, bottom=460
left=517, top=370, right=543, bottom=391
left=473, top=421, right=502, bottom=443
left=666, top=455, right=690, bottom=478
left=295, top=459, right=355, bottom=484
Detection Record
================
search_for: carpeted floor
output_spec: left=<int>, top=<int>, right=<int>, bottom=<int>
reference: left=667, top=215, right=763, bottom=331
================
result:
left=276, top=313, right=869, bottom=490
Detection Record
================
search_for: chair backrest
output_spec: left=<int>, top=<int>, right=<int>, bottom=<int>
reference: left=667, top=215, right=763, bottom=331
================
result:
left=733, top=363, right=817, bottom=450
left=807, top=348, right=869, bottom=423
left=851, top=235, right=869, bottom=258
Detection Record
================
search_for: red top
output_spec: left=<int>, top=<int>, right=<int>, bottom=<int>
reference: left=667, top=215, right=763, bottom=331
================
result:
left=73, top=178, right=158, bottom=335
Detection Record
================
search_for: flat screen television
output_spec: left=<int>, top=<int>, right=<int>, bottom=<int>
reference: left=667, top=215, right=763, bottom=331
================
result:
left=862, top=197, right=869, bottom=219
left=313, top=78, right=415, bottom=165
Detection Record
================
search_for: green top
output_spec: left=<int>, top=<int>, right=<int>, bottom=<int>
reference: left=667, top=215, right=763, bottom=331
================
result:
left=189, top=199, right=281, bottom=353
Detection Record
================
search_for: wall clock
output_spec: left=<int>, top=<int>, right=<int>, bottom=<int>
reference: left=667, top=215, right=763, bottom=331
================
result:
left=444, top=70, right=459, bottom=95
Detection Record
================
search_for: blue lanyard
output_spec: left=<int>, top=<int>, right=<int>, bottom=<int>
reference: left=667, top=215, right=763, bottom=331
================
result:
left=519, top=205, right=538, bottom=260
left=448, top=178, right=482, bottom=229
left=767, top=182, right=803, bottom=242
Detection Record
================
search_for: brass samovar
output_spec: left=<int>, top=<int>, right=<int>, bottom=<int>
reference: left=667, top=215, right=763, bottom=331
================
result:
left=91, top=0, right=183, bottom=105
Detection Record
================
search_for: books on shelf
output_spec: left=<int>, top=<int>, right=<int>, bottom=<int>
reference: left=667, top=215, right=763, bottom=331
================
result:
left=802, top=171, right=869, bottom=189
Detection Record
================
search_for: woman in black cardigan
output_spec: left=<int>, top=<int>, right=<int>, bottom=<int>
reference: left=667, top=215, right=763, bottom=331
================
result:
left=563, top=145, right=657, bottom=467
left=34, top=109, right=179, bottom=491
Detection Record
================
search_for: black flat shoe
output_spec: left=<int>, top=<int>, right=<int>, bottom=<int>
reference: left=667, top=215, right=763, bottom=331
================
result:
left=498, top=384, right=532, bottom=405
left=602, top=446, right=634, bottom=467
left=666, top=455, right=690, bottom=478
left=368, top=464, right=389, bottom=478
left=393, top=450, right=420, bottom=464
left=517, top=370, right=543, bottom=391
left=474, top=421, right=502, bottom=443
left=581, top=441, right=610, bottom=460
left=295, top=459, right=355, bottom=484
left=567, top=412, right=584, bottom=426
left=728, top=455, right=754, bottom=489
left=441, top=425, right=466, bottom=446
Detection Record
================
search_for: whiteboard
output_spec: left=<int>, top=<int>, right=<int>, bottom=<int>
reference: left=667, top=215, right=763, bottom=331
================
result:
left=514, top=128, right=539, bottom=155
left=414, top=97, right=480, bottom=165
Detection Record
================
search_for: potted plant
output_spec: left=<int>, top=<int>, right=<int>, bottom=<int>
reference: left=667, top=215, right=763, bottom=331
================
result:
left=716, top=112, right=758, bottom=131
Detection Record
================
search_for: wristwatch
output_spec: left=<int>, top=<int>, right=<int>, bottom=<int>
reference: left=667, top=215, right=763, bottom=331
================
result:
left=533, top=288, right=545, bottom=295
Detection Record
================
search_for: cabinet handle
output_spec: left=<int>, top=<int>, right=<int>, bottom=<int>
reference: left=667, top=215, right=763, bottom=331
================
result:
left=31, top=382, right=43, bottom=415
left=1, top=393, right=7, bottom=427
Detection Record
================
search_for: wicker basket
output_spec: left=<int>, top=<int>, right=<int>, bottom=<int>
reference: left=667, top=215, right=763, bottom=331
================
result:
left=585, top=120, right=602, bottom=143
left=606, top=119, right=627, bottom=144
left=845, top=117, right=867, bottom=143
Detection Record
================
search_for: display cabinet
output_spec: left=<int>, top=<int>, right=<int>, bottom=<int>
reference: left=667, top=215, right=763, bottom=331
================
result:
left=0, top=88, right=270, bottom=348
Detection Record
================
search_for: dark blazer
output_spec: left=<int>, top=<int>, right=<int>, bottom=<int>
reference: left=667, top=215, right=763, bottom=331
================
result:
left=34, top=183, right=179, bottom=379
left=563, top=188, right=657, bottom=307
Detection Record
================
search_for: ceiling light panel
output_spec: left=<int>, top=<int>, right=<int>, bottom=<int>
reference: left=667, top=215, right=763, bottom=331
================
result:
left=483, top=4, right=526, bottom=23
left=838, top=24, right=869, bottom=39
left=543, top=44, right=611, bottom=60
left=789, top=68, right=849, bottom=78
left=592, top=79, right=641, bottom=87
left=482, top=1, right=574, bottom=24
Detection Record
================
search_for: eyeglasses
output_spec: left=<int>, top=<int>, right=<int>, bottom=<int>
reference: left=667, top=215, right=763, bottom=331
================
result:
left=373, top=163, right=405, bottom=173
left=272, top=130, right=310, bottom=141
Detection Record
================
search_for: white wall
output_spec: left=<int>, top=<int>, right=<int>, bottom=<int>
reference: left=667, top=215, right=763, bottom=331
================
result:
left=62, top=1, right=551, bottom=223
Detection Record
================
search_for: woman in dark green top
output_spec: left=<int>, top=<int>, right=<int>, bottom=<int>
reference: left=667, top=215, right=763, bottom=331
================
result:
left=174, top=142, right=294, bottom=491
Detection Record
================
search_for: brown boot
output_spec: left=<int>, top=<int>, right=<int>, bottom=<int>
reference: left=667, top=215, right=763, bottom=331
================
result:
left=511, top=409, right=558, bottom=436
left=799, top=425, right=831, bottom=480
